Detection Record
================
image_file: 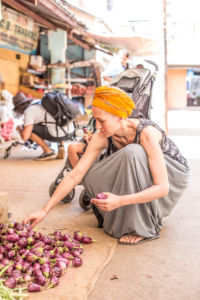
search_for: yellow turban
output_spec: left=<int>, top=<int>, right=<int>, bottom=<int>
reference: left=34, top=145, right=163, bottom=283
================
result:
left=92, top=86, right=135, bottom=118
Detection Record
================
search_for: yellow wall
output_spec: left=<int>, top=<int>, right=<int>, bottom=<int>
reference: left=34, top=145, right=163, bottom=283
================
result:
left=0, top=48, right=29, bottom=95
left=167, top=69, right=187, bottom=109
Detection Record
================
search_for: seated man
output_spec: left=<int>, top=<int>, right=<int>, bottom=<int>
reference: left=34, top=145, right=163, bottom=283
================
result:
left=13, top=92, right=75, bottom=161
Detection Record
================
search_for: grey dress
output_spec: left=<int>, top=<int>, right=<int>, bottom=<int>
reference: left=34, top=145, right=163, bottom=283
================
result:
left=82, top=118, right=190, bottom=239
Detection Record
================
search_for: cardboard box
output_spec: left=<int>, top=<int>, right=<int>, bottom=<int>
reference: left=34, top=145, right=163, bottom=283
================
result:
left=30, top=55, right=43, bottom=68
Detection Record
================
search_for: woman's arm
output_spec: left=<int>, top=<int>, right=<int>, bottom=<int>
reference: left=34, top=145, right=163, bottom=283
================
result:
left=91, top=126, right=169, bottom=211
left=23, top=132, right=107, bottom=226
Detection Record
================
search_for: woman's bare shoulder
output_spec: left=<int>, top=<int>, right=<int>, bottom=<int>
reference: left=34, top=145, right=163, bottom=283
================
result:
left=139, top=125, right=163, bottom=156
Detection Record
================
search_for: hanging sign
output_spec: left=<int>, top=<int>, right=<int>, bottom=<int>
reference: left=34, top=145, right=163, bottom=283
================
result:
left=0, top=7, right=39, bottom=55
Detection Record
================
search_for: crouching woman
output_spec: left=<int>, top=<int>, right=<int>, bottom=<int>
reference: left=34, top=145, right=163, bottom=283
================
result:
left=23, top=86, right=190, bottom=245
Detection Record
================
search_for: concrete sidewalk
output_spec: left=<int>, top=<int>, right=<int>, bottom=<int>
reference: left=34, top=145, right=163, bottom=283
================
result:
left=88, top=109, right=200, bottom=300
left=0, top=109, right=200, bottom=300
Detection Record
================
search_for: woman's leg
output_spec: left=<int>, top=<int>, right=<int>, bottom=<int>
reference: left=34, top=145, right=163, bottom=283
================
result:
left=83, top=144, right=189, bottom=242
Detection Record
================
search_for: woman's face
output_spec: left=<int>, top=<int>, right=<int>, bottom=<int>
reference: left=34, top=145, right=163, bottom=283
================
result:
left=92, top=106, right=121, bottom=137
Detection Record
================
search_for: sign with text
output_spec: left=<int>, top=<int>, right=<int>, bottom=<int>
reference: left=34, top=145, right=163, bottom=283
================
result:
left=0, top=8, right=39, bottom=55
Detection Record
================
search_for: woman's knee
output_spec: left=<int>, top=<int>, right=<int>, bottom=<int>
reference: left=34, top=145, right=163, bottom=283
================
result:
left=121, top=144, right=147, bottom=160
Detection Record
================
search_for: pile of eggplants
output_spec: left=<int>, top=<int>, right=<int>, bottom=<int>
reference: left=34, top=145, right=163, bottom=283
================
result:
left=0, top=222, right=94, bottom=293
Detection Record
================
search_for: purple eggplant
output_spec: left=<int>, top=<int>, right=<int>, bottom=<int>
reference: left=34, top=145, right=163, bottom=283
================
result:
left=5, top=264, right=14, bottom=276
left=72, top=257, right=83, bottom=267
left=44, top=245, right=53, bottom=251
left=55, top=246, right=64, bottom=255
left=0, top=223, right=4, bottom=230
left=26, top=266, right=33, bottom=275
left=27, top=229, right=35, bottom=237
left=32, top=247, right=43, bottom=257
left=54, top=240, right=63, bottom=248
left=71, top=249, right=81, bottom=257
left=18, top=249, right=26, bottom=256
left=15, top=260, right=23, bottom=271
left=23, top=273, right=32, bottom=282
left=50, top=276, right=59, bottom=287
left=33, top=241, right=44, bottom=248
left=15, top=257, right=23, bottom=264
left=28, top=283, right=41, bottom=292
left=5, top=242, right=14, bottom=251
left=73, top=231, right=83, bottom=242
left=17, top=237, right=28, bottom=248
left=35, top=274, right=46, bottom=286
left=14, top=222, right=24, bottom=231
left=54, top=231, right=62, bottom=238
left=81, top=236, right=93, bottom=244
left=41, top=263, right=50, bottom=278
left=0, top=246, right=5, bottom=254
left=56, top=257, right=69, bottom=269
left=72, top=239, right=80, bottom=248
left=6, top=233, right=19, bottom=242
left=38, top=256, right=49, bottom=265
left=7, top=228, right=15, bottom=234
left=63, top=240, right=74, bottom=251
left=56, top=261, right=67, bottom=271
left=4, top=277, right=16, bottom=289
left=11, top=270, right=23, bottom=283
left=96, top=192, right=107, bottom=199
left=33, top=268, right=43, bottom=277
left=19, top=230, right=27, bottom=237
left=45, top=250, right=55, bottom=259
left=7, top=250, right=16, bottom=259
left=52, top=266, right=62, bottom=277
left=62, top=234, right=71, bottom=241
left=26, top=253, right=38, bottom=262
left=33, top=262, right=41, bottom=270
left=34, top=232, right=42, bottom=240
left=76, top=247, right=83, bottom=255
left=1, top=258, right=10, bottom=266
left=62, top=252, right=74, bottom=260
left=41, top=235, right=52, bottom=245
left=22, top=261, right=31, bottom=272
left=27, top=236, right=35, bottom=245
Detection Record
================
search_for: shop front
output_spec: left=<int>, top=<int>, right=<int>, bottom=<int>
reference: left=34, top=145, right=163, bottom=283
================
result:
left=0, top=6, right=39, bottom=95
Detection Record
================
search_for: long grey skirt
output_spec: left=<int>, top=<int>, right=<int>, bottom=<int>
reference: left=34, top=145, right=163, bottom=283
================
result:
left=82, top=144, right=190, bottom=238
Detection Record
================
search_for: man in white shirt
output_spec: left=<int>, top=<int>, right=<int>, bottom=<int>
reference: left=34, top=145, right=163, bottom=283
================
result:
left=103, top=49, right=130, bottom=83
left=13, top=92, right=75, bottom=161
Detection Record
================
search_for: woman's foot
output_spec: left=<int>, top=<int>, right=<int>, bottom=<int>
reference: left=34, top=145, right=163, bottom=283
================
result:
left=118, top=234, right=160, bottom=245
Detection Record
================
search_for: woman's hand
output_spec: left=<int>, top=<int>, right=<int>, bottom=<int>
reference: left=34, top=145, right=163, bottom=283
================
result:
left=22, top=209, right=47, bottom=228
left=91, top=192, right=122, bottom=211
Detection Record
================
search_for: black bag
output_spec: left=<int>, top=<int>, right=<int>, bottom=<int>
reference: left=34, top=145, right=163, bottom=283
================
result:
left=41, top=91, right=80, bottom=127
